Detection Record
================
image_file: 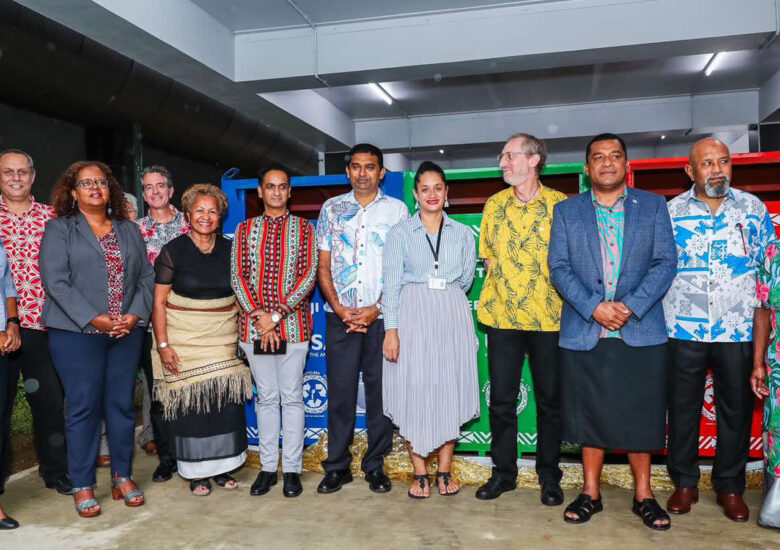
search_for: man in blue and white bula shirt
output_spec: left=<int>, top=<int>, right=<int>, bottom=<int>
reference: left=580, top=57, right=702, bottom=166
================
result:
left=315, top=143, right=408, bottom=495
left=663, top=138, right=776, bottom=522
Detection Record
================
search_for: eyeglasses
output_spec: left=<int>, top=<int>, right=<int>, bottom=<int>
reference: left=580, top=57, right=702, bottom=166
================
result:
left=76, top=179, right=108, bottom=189
left=496, top=151, right=527, bottom=163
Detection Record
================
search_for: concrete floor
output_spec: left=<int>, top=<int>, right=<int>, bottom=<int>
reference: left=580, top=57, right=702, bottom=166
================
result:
left=1, top=451, right=776, bottom=550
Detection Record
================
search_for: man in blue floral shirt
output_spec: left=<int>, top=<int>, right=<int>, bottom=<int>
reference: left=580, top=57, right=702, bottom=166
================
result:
left=663, top=138, right=776, bottom=522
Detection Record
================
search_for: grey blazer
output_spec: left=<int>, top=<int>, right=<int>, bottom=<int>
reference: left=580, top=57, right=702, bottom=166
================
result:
left=40, top=213, right=155, bottom=332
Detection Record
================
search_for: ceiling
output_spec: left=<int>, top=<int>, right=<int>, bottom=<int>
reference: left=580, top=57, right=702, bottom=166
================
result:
left=12, top=0, right=780, bottom=171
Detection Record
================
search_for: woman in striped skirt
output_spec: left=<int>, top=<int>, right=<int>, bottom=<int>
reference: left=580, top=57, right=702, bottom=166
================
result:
left=382, top=161, right=479, bottom=499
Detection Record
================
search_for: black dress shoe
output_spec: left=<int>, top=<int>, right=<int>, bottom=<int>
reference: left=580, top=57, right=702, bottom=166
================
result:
left=152, top=460, right=178, bottom=482
left=365, top=468, right=392, bottom=493
left=475, top=477, right=516, bottom=500
left=44, top=473, right=73, bottom=495
left=317, top=470, right=353, bottom=494
left=540, top=480, right=564, bottom=506
left=250, top=471, right=278, bottom=496
left=283, top=473, right=303, bottom=498
left=0, top=515, right=18, bottom=530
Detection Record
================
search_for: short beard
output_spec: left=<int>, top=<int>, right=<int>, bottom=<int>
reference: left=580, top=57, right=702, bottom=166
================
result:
left=704, top=174, right=730, bottom=198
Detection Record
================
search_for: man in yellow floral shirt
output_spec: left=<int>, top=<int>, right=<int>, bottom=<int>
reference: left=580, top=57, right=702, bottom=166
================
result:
left=475, top=133, right=567, bottom=504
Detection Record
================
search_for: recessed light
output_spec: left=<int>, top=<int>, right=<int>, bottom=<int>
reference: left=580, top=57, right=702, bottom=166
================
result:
left=704, top=52, right=725, bottom=76
left=661, top=135, right=666, bottom=140
left=368, top=83, right=393, bottom=105
left=439, top=149, right=445, bottom=154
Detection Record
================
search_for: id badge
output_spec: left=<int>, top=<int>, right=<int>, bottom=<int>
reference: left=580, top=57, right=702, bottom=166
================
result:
left=428, top=277, right=446, bottom=290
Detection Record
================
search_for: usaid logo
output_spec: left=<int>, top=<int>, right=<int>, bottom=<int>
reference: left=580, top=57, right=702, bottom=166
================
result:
left=303, top=372, right=328, bottom=414
left=482, top=381, right=529, bottom=414
left=702, top=373, right=717, bottom=421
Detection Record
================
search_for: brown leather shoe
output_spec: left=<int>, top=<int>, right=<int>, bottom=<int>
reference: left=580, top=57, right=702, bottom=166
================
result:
left=95, top=455, right=111, bottom=468
left=717, top=493, right=749, bottom=522
left=667, top=488, right=699, bottom=514
left=141, top=441, right=158, bottom=456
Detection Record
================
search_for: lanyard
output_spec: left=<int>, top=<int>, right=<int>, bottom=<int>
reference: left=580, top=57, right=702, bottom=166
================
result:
left=425, top=217, right=444, bottom=274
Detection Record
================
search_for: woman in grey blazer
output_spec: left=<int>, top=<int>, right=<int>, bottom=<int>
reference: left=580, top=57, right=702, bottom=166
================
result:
left=39, top=161, right=154, bottom=518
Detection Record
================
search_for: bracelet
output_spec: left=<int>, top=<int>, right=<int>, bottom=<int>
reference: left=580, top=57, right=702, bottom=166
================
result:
left=6, top=317, right=20, bottom=325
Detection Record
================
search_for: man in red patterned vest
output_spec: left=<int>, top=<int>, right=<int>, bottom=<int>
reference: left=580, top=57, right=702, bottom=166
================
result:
left=0, top=149, right=71, bottom=496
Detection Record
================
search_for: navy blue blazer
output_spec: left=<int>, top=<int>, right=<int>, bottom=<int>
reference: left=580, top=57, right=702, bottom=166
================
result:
left=40, top=214, right=155, bottom=332
left=548, top=186, right=676, bottom=351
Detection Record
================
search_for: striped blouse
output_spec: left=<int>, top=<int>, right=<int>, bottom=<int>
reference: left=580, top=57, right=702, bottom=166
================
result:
left=230, top=212, right=318, bottom=344
left=382, top=212, right=477, bottom=330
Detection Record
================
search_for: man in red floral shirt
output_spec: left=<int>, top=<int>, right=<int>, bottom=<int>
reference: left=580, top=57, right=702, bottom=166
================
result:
left=0, top=149, right=71, bottom=496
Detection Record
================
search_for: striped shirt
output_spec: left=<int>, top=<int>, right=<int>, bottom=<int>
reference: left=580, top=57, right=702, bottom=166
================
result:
left=230, top=212, right=318, bottom=344
left=592, top=188, right=626, bottom=339
left=382, top=212, right=476, bottom=330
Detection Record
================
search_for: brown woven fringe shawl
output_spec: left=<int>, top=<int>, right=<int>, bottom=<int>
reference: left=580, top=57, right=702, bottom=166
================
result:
left=152, top=291, right=253, bottom=420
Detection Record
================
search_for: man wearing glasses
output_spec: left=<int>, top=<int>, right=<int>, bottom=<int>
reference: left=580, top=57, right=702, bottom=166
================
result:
left=475, top=134, right=567, bottom=504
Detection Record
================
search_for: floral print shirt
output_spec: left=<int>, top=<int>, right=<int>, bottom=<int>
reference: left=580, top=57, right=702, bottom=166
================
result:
left=757, top=242, right=780, bottom=478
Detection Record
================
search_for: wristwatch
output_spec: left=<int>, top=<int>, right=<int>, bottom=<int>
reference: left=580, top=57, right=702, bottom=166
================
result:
left=158, top=342, right=169, bottom=350
left=6, top=317, right=20, bottom=325
left=271, top=312, right=282, bottom=324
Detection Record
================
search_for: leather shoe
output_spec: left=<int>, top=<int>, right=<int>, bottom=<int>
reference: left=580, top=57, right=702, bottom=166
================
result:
left=540, top=480, right=564, bottom=506
left=317, top=470, right=353, bottom=494
left=141, top=441, right=158, bottom=455
left=152, top=460, right=177, bottom=483
left=365, top=468, right=392, bottom=493
left=283, top=473, right=303, bottom=498
left=44, top=473, right=73, bottom=496
left=717, top=492, right=749, bottom=522
left=667, top=488, right=698, bottom=514
left=0, top=515, right=18, bottom=530
left=95, top=455, right=111, bottom=468
left=476, top=477, right=516, bottom=500
left=250, top=471, right=277, bottom=496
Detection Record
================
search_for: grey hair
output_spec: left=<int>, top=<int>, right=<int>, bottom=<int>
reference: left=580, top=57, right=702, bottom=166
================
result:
left=0, top=149, right=35, bottom=172
left=141, top=165, right=173, bottom=188
left=505, top=133, right=547, bottom=175
left=123, top=192, right=138, bottom=211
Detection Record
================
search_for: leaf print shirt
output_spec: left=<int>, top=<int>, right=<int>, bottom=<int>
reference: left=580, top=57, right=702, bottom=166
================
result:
left=477, top=184, right=566, bottom=331
left=315, top=189, right=409, bottom=313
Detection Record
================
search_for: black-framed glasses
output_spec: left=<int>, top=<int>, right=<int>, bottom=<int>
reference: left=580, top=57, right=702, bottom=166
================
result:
left=76, top=179, right=108, bottom=189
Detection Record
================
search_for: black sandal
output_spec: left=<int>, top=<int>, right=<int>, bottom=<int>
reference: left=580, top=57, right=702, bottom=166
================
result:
left=632, top=498, right=671, bottom=531
left=563, top=493, right=603, bottom=524
left=189, top=478, right=211, bottom=496
left=213, top=473, right=238, bottom=490
left=407, top=474, right=430, bottom=499
left=435, top=471, right=460, bottom=496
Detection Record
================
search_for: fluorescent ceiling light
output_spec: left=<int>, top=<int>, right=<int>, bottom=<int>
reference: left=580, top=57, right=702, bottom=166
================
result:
left=368, top=83, right=393, bottom=105
left=703, top=52, right=725, bottom=76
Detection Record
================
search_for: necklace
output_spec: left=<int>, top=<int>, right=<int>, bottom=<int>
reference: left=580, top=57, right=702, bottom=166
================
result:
left=189, top=232, right=215, bottom=254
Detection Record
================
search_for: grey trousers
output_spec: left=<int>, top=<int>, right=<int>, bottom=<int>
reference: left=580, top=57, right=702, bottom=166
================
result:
left=240, top=341, right=308, bottom=474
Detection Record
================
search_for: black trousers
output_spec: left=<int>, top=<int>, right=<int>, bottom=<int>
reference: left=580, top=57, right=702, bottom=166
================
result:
left=666, top=338, right=754, bottom=494
left=1, top=328, right=68, bottom=483
left=140, top=330, right=175, bottom=463
left=322, top=313, right=392, bottom=473
left=486, top=328, right=562, bottom=484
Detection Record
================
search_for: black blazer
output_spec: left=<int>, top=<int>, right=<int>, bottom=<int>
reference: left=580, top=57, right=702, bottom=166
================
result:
left=40, top=213, right=155, bottom=332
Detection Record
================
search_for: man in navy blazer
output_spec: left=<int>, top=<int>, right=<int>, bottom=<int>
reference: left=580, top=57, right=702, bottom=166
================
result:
left=548, top=134, right=677, bottom=530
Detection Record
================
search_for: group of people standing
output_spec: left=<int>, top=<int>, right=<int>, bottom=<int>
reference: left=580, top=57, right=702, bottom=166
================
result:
left=0, top=130, right=777, bottom=532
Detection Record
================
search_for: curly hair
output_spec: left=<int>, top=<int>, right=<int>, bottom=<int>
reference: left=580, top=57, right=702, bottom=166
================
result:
left=180, top=183, right=228, bottom=219
left=50, top=161, right=129, bottom=219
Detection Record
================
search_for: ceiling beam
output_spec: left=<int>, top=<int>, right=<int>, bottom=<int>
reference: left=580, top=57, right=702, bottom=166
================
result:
left=235, top=0, right=777, bottom=90
left=355, top=91, right=759, bottom=150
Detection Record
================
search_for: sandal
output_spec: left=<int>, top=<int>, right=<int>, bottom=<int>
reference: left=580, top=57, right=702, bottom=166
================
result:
left=73, top=487, right=100, bottom=518
left=563, top=493, right=603, bottom=524
left=214, top=473, right=238, bottom=491
left=407, top=474, right=430, bottom=499
left=633, top=498, right=671, bottom=531
left=190, top=478, right=212, bottom=496
left=111, top=476, right=144, bottom=507
left=435, top=471, right=460, bottom=496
